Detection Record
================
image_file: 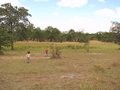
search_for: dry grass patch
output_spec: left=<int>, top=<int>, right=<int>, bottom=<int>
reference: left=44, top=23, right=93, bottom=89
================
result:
left=0, top=41, right=120, bottom=90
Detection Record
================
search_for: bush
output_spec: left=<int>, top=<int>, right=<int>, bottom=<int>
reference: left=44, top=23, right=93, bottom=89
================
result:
left=0, top=50, right=4, bottom=55
left=50, top=44, right=61, bottom=59
left=84, top=42, right=90, bottom=52
left=93, top=64, right=105, bottom=73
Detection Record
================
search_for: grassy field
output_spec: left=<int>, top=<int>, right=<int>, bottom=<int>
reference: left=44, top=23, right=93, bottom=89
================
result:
left=0, top=40, right=120, bottom=90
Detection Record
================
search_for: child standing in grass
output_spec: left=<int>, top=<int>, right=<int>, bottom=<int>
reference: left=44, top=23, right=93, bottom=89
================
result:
left=26, top=51, right=31, bottom=63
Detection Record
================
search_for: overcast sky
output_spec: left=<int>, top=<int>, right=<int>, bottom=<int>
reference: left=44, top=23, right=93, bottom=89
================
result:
left=0, top=0, right=120, bottom=33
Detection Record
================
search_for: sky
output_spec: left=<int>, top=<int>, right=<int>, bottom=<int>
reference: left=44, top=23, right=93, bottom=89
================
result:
left=0, top=0, right=120, bottom=33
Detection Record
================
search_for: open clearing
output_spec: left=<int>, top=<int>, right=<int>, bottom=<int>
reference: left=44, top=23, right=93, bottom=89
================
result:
left=0, top=41, right=120, bottom=90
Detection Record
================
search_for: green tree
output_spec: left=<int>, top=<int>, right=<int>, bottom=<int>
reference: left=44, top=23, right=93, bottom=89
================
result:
left=94, top=32, right=111, bottom=42
left=0, top=23, right=10, bottom=54
left=110, top=21, right=120, bottom=44
left=0, top=3, right=31, bottom=50
left=67, top=29, right=76, bottom=41
left=45, top=26, right=61, bottom=42
left=15, top=23, right=27, bottom=41
left=26, top=23, right=35, bottom=41
left=32, top=27, right=45, bottom=41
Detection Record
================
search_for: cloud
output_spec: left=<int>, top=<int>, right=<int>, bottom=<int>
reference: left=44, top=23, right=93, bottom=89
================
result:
left=116, top=7, right=120, bottom=18
left=30, top=15, right=111, bottom=33
left=0, top=0, right=30, bottom=10
left=95, top=7, right=120, bottom=19
left=53, top=12, right=60, bottom=16
left=0, top=0, right=29, bottom=9
left=57, top=0, right=88, bottom=8
left=67, top=16, right=111, bottom=33
left=95, top=8, right=115, bottom=17
left=0, top=0, right=22, bottom=6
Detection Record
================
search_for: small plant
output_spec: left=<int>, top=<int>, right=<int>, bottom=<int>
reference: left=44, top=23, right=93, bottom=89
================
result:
left=50, top=44, right=61, bottom=59
left=0, top=50, right=4, bottom=55
left=84, top=41, right=90, bottom=52
left=111, top=62, right=120, bottom=67
left=94, top=64, right=105, bottom=73
left=0, top=47, right=4, bottom=55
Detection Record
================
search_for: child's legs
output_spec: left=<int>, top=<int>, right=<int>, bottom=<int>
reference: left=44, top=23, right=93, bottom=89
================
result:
left=27, top=57, right=30, bottom=63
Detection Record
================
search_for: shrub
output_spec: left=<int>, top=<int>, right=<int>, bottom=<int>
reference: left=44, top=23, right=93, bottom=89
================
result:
left=50, top=44, right=61, bottom=59
left=84, top=42, right=90, bottom=52
left=94, top=64, right=105, bottom=73
left=111, top=62, right=120, bottom=67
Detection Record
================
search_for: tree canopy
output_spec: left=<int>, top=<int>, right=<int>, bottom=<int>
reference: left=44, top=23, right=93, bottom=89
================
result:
left=0, top=3, right=31, bottom=50
left=110, top=21, right=120, bottom=44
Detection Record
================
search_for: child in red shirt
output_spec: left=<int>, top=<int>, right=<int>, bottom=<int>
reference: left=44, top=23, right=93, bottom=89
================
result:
left=45, top=49, right=48, bottom=57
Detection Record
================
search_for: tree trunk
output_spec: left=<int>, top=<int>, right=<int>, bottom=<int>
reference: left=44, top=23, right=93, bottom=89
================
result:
left=11, top=40, right=14, bottom=50
left=10, top=23, right=14, bottom=50
left=0, top=45, right=3, bottom=55
left=118, top=45, right=120, bottom=50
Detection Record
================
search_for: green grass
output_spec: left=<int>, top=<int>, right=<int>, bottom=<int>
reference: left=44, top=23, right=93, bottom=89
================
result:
left=0, top=40, right=120, bottom=90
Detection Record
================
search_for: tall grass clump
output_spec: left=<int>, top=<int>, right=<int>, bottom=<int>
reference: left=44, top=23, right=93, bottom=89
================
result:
left=0, top=49, right=4, bottom=55
left=93, top=64, right=105, bottom=73
left=84, top=41, right=90, bottom=52
left=50, top=44, right=61, bottom=59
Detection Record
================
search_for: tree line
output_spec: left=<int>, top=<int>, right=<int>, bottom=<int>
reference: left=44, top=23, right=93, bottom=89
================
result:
left=0, top=3, right=120, bottom=54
